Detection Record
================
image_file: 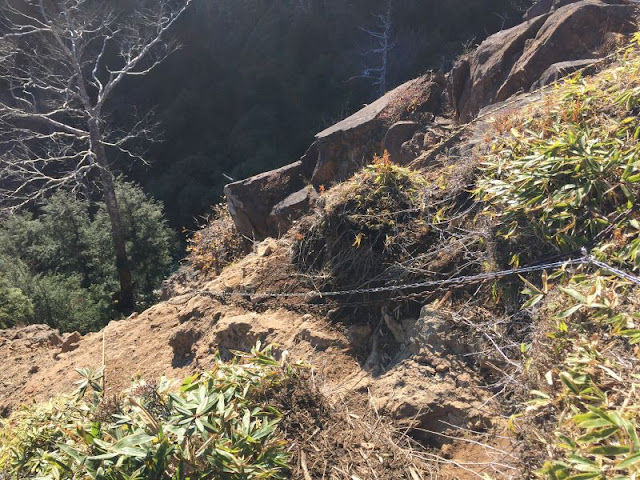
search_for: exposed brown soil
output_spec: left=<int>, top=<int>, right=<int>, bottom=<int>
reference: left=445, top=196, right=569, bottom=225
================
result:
left=0, top=97, right=538, bottom=478
left=0, top=236, right=521, bottom=479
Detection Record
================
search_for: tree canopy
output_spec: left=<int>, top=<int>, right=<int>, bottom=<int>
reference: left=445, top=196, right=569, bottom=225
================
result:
left=0, top=181, right=176, bottom=332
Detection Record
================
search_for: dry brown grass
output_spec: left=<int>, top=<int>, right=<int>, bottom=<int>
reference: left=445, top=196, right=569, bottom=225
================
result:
left=186, top=203, right=250, bottom=276
left=273, top=371, right=438, bottom=480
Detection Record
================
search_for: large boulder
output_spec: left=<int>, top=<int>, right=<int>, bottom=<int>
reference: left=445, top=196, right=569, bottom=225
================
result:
left=224, top=159, right=315, bottom=239
left=308, top=73, right=445, bottom=186
left=450, top=0, right=638, bottom=122
left=225, top=73, right=446, bottom=239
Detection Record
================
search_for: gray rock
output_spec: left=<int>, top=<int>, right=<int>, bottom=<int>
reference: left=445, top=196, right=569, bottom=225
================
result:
left=269, top=187, right=317, bottom=236
left=450, top=0, right=638, bottom=122
left=531, top=58, right=603, bottom=89
left=384, top=121, right=421, bottom=165
left=224, top=160, right=314, bottom=239
left=309, top=75, right=438, bottom=186
left=225, top=74, right=446, bottom=240
left=449, top=14, right=550, bottom=122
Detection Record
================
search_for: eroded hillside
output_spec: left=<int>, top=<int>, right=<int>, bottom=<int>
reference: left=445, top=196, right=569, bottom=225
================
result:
left=2, top=2, right=640, bottom=479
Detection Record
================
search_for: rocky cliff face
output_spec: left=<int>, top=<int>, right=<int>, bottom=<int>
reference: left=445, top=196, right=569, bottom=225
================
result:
left=225, top=73, right=447, bottom=239
left=450, top=0, right=637, bottom=121
left=225, top=0, right=638, bottom=241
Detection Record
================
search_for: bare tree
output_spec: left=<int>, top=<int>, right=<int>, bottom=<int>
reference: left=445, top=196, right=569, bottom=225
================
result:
left=0, top=0, right=193, bottom=312
left=360, top=0, right=394, bottom=97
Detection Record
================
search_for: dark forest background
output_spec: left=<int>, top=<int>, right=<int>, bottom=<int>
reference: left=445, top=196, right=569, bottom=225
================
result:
left=112, top=0, right=531, bottom=230
left=0, top=0, right=534, bottom=332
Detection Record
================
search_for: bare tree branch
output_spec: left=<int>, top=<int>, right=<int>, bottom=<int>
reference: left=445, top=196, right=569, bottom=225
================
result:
left=0, top=0, right=193, bottom=311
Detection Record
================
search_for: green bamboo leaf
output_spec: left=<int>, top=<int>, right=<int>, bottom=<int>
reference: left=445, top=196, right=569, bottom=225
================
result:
left=568, top=454, right=598, bottom=471
left=522, top=294, right=545, bottom=309
left=589, top=445, right=630, bottom=456
left=111, top=446, right=148, bottom=458
left=560, top=372, right=582, bottom=394
left=624, top=420, right=640, bottom=451
left=587, top=408, right=617, bottom=427
left=559, top=287, right=588, bottom=304
left=617, top=452, right=640, bottom=469
left=112, top=433, right=156, bottom=449
left=558, top=304, right=584, bottom=318
left=577, top=426, right=619, bottom=444
left=565, top=473, right=602, bottom=480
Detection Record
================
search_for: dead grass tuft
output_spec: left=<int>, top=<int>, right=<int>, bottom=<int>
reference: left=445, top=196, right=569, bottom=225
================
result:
left=272, top=371, right=437, bottom=479
left=186, top=203, right=250, bottom=276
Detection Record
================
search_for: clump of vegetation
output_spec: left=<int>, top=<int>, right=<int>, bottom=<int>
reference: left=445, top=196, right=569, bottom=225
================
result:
left=0, top=181, right=176, bottom=333
left=0, top=277, right=33, bottom=329
left=186, top=203, right=249, bottom=276
left=293, top=151, right=488, bottom=295
left=0, top=344, right=296, bottom=479
left=293, top=151, right=428, bottom=291
left=476, top=33, right=640, bottom=270
left=472, top=34, right=640, bottom=478
left=518, top=273, right=640, bottom=479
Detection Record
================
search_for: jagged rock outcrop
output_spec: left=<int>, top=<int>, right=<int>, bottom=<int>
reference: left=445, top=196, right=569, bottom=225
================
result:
left=224, top=159, right=316, bottom=239
left=225, top=73, right=446, bottom=239
left=308, top=73, right=446, bottom=187
left=226, top=0, right=638, bottom=239
left=450, top=0, right=638, bottom=122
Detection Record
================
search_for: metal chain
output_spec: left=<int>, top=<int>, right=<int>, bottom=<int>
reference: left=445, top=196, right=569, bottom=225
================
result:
left=587, top=256, right=640, bottom=287
left=169, top=253, right=640, bottom=306
left=170, top=257, right=590, bottom=304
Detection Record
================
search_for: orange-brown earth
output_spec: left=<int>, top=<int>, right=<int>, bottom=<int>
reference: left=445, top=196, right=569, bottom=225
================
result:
left=0, top=238, right=519, bottom=479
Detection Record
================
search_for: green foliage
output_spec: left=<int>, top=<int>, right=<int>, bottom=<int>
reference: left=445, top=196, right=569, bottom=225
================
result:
left=522, top=274, right=640, bottom=479
left=0, top=344, right=295, bottom=479
left=0, top=180, right=176, bottom=332
left=476, top=39, right=640, bottom=270
left=21, top=274, right=113, bottom=333
left=0, top=276, right=33, bottom=329
left=95, top=181, right=177, bottom=306
left=480, top=37, right=640, bottom=477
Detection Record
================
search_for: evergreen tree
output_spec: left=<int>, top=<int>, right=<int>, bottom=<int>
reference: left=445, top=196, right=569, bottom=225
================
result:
left=0, top=182, right=176, bottom=333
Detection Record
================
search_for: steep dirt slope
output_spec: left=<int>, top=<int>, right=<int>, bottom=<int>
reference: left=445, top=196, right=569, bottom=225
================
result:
left=0, top=232, right=517, bottom=479
left=3, top=4, right=639, bottom=478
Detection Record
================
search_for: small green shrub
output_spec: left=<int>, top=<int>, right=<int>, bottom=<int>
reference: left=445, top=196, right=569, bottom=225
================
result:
left=0, top=344, right=295, bottom=479
left=0, top=276, right=33, bottom=329
left=476, top=35, right=640, bottom=270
